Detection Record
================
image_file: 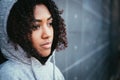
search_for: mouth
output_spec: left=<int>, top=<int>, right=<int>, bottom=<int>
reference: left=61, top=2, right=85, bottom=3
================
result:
left=40, top=42, right=52, bottom=49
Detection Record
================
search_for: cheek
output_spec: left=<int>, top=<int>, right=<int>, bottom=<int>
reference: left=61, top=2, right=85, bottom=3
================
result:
left=31, top=31, right=41, bottom=45
left=32, top=30, right=41, bottom=39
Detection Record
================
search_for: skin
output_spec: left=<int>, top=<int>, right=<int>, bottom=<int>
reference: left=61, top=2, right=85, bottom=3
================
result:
left=31, top=4, right=54, bottom=57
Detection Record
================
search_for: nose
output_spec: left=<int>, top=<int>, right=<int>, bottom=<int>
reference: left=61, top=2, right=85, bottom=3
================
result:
left=41, top=25, right=51, bottom=39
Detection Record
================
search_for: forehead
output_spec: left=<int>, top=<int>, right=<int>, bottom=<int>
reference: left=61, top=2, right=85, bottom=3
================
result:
left=34, top=4, right=51, bottom=20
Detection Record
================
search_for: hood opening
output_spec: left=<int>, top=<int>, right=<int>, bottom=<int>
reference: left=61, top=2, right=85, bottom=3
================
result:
left=0, top=50, right=7, bottom=64
left=33, top=52, right=52, bottom=65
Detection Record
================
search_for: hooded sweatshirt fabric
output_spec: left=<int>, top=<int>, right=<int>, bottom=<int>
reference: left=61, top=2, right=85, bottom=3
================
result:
left=0, top=0, right=65, bottom=80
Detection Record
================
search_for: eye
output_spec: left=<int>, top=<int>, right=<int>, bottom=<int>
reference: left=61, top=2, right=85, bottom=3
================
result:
left=48, top=22, right=53, bottom=27
left=31, top=21, right=41, bottom=30
left=32, top=25, right=40, bottom=30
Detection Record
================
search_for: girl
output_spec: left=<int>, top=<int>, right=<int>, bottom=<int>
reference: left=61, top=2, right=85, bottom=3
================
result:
left=0, top=0, right=67, bottom=80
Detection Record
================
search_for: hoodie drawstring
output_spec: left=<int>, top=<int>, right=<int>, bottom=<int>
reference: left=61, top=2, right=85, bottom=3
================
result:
left=53, top=50, right=56, bottom=80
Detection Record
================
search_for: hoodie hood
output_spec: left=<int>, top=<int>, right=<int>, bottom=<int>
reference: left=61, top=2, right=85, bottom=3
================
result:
left=0, top=1, right=65, bottom=80
left=0, top=0, right=55, bottom=65
left=0, top=0, right=32, bottom=64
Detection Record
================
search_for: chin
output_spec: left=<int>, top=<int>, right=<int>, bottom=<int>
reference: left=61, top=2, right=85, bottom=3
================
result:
left=39, top=50, right=51, bottom=57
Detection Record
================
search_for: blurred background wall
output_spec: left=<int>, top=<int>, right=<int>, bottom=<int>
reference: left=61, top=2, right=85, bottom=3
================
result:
left=110, top=0, right=120, bottom=79
left=0, top=0, right=120, bottom=80
left=54, top=0, right=120, bottom=80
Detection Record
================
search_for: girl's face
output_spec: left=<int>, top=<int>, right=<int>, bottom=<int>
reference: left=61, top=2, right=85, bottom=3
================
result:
left=31, top=4, right=53, bottom=57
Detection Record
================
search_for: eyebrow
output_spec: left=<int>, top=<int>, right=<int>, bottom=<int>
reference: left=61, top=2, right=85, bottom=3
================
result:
left=34, top=16, right=52, bottom=22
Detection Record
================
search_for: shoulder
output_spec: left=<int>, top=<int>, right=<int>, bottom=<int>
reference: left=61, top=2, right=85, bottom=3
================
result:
left=0, top=60, right=21, bottom=71
left=0, top=60, right=23, bottom=80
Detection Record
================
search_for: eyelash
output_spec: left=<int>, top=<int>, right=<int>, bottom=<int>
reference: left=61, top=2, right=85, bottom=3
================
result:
left=32, top=25, right=40, bottom=30
left=48, top=22, right=53, bottom=26
left=32, top=22, right=53, bottom=30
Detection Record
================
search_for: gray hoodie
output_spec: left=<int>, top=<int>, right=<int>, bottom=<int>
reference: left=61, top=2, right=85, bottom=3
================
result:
left=0, top=0, right=65, bottom=80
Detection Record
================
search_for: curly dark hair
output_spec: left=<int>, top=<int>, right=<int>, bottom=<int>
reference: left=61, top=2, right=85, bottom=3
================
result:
left=7, top=0, right=67, bottom=64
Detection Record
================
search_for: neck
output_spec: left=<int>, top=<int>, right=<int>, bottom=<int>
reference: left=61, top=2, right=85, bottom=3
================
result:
left=34, top=53, right=52, bottom=65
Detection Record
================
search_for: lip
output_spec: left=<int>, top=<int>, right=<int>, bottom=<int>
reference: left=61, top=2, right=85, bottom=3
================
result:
left=40, top=42, right=52, bottom=49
